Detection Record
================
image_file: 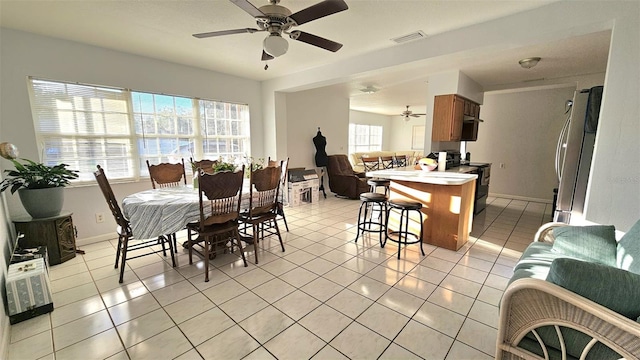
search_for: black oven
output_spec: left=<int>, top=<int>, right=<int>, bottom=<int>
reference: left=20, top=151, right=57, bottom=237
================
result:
left=471, top=163, right=491, bottom=214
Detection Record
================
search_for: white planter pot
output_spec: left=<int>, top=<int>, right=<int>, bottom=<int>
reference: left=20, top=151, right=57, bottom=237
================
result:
left=18, top=187, right=65, bottom=219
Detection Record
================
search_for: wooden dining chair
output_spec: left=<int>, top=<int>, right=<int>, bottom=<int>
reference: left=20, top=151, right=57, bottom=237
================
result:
left=146, top=159, right=187, bottom=252
left=394, top=155, right=408, bottom=167
left=380, top=155, right=394, bottom=169
left=268, top=157, right=290, bottom=232
left=94, top=165, right=176, bottom=283
left=361, top=156, right=380, bottom=172
left=190, top=158, right=218, bottom=174
left=186, top=166, right=247, bottom=282
left=240, top=163, right=285, bottom=264
left=146, top=159, right=187, bottom=188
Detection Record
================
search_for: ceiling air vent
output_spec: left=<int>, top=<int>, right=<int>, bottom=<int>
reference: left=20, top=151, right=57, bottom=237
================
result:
left=391, top=31, right=427, bottom=44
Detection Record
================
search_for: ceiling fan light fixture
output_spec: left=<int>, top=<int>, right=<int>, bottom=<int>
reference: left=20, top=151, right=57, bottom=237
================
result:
left=519, top=57, right=541, bottom=69
left=360, top=85, right=379, bottom=94
left=263, top=34, right=288, bottom=57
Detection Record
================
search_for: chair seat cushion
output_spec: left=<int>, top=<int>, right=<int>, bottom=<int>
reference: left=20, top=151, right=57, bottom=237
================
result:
left=551, top=225, right=617, bottom=266
left=240, top=212, right=277, bottom=224
left=187, top=220, right=238, bottom=235
left=514, top=242, right=581, bottom=272
left=547, top=257, right=640, bottom=320
left=508, top=265, right=553, bottom=287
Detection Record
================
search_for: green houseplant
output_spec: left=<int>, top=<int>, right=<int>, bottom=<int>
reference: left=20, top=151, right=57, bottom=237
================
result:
left=0, top=158, right=79, bottom=218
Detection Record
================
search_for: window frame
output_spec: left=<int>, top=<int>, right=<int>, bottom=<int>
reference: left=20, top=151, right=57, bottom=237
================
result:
left=348, top=123, right=383, bottom=155
left=27, top=77, right=251, bottom=185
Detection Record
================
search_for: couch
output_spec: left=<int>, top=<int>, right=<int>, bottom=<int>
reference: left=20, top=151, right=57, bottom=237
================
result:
left=326, top=154, right=370, bottom=199
left=349, top=151, right=423, bottom=173
left=497, top=219, right=640, bottom=359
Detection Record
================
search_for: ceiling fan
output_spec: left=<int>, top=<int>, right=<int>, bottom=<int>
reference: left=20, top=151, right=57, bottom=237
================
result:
left=193, top=0, right=348, bottom=63
left=401, top=105, right=426, bottom=121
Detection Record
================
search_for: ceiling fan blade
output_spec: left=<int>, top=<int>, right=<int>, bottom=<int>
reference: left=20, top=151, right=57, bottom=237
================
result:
left=411, top=113, right=426, bottom=117
left=262, top=50, right=274, bottom=61
left=193, top=28, right=260, bottom=38
left=290, top=31, right=343, bottom=52
left=229, top=0, right=265, bottom=18
left=289, top=0, right=348, bottom=26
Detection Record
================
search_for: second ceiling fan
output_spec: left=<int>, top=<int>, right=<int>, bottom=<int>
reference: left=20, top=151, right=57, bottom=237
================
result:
left=193, top=0, right=348, bottom=62
left=401, top=105, right=426, bottom=121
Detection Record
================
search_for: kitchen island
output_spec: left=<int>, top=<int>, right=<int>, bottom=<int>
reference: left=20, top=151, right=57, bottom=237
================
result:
left=366, top=167, right=477, bottom=251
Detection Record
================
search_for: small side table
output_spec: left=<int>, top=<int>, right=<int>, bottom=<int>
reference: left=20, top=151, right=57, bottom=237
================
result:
left=13, top=211, right=76, bottom=265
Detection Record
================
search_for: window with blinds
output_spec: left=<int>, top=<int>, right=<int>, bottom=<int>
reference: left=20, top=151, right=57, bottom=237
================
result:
left=348, top=124, right=383, bottom=154
left=28, top=78, right=251, bottom=183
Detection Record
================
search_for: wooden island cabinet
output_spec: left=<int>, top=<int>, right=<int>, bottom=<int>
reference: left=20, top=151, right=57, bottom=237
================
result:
left=365, top=168, right=477, bottom=251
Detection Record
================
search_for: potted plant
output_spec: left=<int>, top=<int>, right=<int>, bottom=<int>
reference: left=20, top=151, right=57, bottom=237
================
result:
left=0, top=158, right=79, bottom=218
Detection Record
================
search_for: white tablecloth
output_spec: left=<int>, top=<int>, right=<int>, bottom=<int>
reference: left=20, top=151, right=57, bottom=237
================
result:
left=122, top=185, right=281, bottom=240
left=122, top=186, right=203, bottom=240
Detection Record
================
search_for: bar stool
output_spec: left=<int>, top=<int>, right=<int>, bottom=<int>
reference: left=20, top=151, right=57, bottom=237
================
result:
left=383, top=199, right=425, bottom=259
left=355, top=192, right=388, bottom=246
left=367, top=178, right=390, bottom=196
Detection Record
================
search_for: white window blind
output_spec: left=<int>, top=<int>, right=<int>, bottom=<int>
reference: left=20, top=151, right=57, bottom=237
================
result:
left=28, top=78, right=251, bottom=183
left=348, top=124, right=383, bottom=154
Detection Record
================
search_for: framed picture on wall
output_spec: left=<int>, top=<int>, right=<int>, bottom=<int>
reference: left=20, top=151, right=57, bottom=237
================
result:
left=412, top=125, right=425, bottom=150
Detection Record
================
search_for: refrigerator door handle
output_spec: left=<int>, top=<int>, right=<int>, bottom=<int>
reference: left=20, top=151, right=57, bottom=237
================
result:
left=555, top=114, right=571, bottom=182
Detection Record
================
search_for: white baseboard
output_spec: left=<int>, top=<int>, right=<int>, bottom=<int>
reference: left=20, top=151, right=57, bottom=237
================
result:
left=489, top=193, right=553, bottom=204
left=76, top=234, right=116, bottom=247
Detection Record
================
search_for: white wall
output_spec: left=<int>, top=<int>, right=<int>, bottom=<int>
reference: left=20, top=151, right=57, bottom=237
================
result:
left=467, top=86, right=578, bottom=201
left=388, top=115, right=425, bottom=153
left=586, top=12, right=640, bottom=230
left=285, top=88, right=350, bottom=169
left=349, top=110, right=392, bottom=150
left=0, top=28, right=264, bottom=241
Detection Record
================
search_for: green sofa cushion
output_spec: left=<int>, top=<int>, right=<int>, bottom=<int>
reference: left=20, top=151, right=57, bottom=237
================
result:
left=547, top=258, right=640, bottom=320
left=515, top=242, right=583, bottom=272
left=552, top=225, right=617, bottom=266
left=617, top=219, right=640, bottom=274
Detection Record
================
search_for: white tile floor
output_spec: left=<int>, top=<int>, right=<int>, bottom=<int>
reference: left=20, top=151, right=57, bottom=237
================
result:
left=8, top=195, right=552, bottom=360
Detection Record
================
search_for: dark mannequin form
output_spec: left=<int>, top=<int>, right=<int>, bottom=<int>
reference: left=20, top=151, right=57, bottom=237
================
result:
left=313, top=129, right=328, bottom=167
left=313, top=127, right=328, bottom=198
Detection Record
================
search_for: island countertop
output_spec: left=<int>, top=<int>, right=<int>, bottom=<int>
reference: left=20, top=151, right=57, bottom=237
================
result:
left=366, top=167, right=477, bottom=185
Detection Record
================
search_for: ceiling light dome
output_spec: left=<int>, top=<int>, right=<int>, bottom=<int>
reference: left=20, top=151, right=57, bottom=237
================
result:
left=263, top=34, right=288, bottom=57
left=519, top=57, right=541, bottom=69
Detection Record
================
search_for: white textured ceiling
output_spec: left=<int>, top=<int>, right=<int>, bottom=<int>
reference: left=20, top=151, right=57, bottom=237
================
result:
left=0, top=0, right=611, bottom=116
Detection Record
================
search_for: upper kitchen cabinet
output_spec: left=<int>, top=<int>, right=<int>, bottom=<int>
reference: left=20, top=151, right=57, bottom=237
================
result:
left=432, top=94, right=481, bottom=141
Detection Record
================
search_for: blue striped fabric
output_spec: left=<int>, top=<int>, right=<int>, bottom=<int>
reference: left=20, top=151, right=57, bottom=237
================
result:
left=122, top=185, right=282, bottom=240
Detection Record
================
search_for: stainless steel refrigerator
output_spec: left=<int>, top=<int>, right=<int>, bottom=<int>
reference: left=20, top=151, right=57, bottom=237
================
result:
left=554, top=86, right=603, bottom=224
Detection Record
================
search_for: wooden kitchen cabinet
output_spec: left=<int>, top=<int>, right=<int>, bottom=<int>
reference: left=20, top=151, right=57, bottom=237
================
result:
left=432, top=94, right=464, bottom=141
left=13, top=211, right=76, bottom=265
left=433, top=94, right=481, bottom=142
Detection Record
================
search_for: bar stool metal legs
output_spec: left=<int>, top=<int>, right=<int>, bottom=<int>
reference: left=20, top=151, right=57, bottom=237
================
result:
left=383, top=199, right=425, bottom=259
left=355, top=192, right=388, bottom=246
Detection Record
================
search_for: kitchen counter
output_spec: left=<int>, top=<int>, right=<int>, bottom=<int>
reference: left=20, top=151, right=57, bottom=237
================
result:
left=445, top=165, right=478, bottom=174
left=366, top=166, right=476, bottom=251
left=366, top=167, right=477, bottom=185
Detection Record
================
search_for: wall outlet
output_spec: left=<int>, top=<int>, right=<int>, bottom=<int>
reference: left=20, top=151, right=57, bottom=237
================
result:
left=95, top=213, right=104, bottom=223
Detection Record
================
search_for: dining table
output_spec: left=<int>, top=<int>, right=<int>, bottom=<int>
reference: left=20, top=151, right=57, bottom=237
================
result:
left=122, top=184, right=266, bottom=241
